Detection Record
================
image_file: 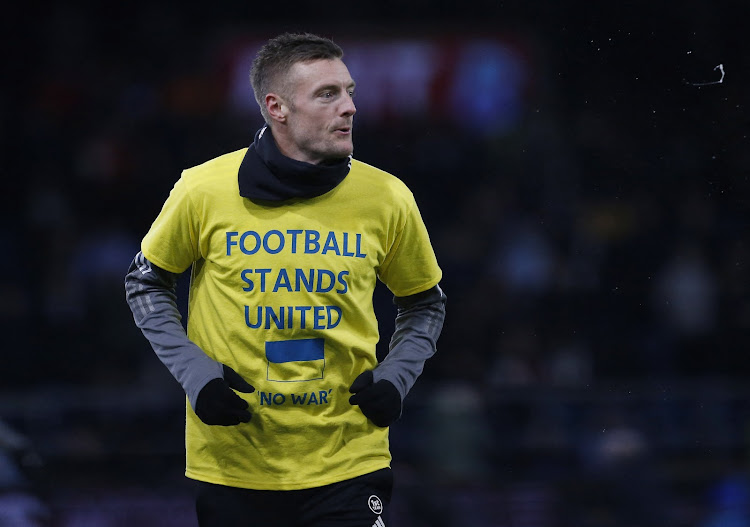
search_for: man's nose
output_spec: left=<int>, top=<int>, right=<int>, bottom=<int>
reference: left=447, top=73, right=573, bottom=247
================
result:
left=341, top=94, right=356, bottom=116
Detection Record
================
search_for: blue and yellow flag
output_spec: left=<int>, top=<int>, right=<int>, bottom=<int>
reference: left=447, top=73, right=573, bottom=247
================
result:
left=266, top=338, right=325, bottom=382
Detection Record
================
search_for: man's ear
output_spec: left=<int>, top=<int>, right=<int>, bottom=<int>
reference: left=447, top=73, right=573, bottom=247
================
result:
left=265, top=93, right=288, bottom=123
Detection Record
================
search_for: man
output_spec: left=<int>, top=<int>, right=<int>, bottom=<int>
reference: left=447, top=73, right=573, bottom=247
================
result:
left=125, top=32, right=446, bottom=527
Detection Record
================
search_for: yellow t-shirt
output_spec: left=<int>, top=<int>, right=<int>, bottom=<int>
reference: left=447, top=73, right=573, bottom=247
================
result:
left=141, top=149, right=442, bottom=490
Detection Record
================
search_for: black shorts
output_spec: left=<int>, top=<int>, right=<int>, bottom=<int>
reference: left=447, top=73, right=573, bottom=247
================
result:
left=195, top=468, right=393, bottom=527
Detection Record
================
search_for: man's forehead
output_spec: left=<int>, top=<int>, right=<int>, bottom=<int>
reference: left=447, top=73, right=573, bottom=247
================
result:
left=287, top=58, right=354, bottom=88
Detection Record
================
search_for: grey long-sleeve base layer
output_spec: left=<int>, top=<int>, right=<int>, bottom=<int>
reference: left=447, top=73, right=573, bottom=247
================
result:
left=124, top=251, right=446, bottom=404
left=124, top=252, right=221, bottom=409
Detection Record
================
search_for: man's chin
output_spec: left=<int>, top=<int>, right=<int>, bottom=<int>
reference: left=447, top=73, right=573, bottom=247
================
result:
left=331, top=144, right=354, bottom=160
left=314, top=141, right=353, bottom=164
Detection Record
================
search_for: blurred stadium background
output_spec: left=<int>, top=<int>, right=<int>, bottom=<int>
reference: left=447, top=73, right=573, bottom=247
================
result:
left=1, top=1, right=749, bottom=526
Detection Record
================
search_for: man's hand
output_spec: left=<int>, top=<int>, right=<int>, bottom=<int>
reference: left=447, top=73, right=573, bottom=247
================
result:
left=349, top=370, right=402, bottom=427
left=195, top=364, right=255, bottom=426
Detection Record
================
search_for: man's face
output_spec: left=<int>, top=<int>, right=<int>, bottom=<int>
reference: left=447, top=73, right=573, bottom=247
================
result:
left=281, top=58, right=356, bottom=165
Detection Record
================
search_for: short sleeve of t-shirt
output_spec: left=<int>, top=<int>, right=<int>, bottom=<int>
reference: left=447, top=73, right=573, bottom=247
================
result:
left=141, top=173, right=201, bottom=274
left=378, top=195, right=442, bottom=297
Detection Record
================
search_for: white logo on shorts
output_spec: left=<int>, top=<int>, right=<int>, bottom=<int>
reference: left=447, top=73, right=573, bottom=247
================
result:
left=368, top=495, right=383, bottom=515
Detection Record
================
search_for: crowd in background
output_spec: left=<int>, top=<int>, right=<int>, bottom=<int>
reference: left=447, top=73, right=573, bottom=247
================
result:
left=1, top=2, right=748, bottom=526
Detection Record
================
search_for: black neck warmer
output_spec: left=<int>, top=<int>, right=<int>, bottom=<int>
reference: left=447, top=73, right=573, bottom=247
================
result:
left=238, top=125, right=351, bottom=202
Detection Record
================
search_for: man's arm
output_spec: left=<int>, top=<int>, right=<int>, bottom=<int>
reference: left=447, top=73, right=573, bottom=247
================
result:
left=379, top=284, right=447, bottom=396
left=124, top=252, right=253, bottom=425
left=349, top=284, right=446, bottom=426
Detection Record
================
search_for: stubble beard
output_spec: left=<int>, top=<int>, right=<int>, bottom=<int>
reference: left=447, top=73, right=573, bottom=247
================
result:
left=318, top=135, right=354, bottom=163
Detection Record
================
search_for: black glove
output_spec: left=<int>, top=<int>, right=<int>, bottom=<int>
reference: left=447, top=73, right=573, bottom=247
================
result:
left=195, top=364, right=255, bottom=426
left=349, top=370, right=402, bottom=427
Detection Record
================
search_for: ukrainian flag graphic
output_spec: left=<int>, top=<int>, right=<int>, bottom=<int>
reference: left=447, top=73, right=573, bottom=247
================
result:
left=266, top=338, right=325, bottom=382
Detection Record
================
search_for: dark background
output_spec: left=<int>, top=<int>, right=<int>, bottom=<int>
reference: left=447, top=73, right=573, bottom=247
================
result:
left=1, top=1, right=749, bottom=525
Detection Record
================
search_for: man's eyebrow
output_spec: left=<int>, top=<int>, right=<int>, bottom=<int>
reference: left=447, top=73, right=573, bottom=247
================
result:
left=315, top=81, right=356, bottom=93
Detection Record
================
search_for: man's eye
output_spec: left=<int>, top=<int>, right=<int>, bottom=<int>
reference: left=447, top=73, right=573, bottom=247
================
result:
left=348, top=90, right=355, bottom=98
left=321, top=91, right=333, bottom=98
